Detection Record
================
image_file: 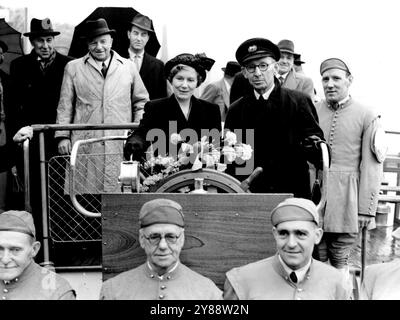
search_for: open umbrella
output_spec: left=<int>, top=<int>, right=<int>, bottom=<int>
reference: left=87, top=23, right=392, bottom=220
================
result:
left=0, top=18, right=24, bottom=74
left=68, top=7, right=161, bottom=59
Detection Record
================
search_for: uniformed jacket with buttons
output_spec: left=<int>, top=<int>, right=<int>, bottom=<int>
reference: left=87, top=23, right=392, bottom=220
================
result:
left=99, top=262, right=222, bottom=300
left=0, top=261, right=75, bottom=300
left=316, top=98, right=383, bottom=233
left=224, top=254, right=350, bottom=300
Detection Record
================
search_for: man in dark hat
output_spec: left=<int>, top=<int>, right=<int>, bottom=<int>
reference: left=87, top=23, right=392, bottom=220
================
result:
left=0, top=210, right=75, bottom=299
left=100, top=198, right=222, bottom=300
left=314, top=58, right=385, bottom=284
left=293, top=53, right=305, bottom=73
left=224, top=197, right=350, bottom=300
left=8, top=18, right=73, bottom=245
left=200, top=61, right=241, bottom=121
left=125, top=13, right=167, bottom=100
left=224, top=37, right=324, bottom=198
left=55, top=18, right=149, bottom=193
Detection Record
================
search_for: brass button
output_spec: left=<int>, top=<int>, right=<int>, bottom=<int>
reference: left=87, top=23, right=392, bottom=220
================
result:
left=160, top=285, right=166, bottom=290
left=159, top=295, right=164, bottom=299
left=3, top=288, right=8, bottom=293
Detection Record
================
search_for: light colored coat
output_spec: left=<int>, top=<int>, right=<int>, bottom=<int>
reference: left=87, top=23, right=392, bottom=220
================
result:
left=200, top=78, right=230, bottom=121
left=55, top=51, right=149, bottom=192
left=316, top=98, right=383, bottom=233
left=224, top=255, right=349, bottom=300
left=282, top=68, right=315, bottom=100
left=100, top=262, right=222, bottom=300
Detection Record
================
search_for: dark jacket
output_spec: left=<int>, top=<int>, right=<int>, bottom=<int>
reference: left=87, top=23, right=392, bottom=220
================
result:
left=225, top=81, right=324, bottom=198
left=9, top=50, right=72, bottom=157
left=9, top=50, right=72, bottom=132
left=124, top=94, right=222, bottom=160
left=0, top=69, right=14, bottom=172
left=126, top=52, right=166, bottom=100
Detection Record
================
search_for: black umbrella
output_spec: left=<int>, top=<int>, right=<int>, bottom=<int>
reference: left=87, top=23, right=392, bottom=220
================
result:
left=0, top=18, right=24, bottom=74
left=68, top=7, right=161, bottom=59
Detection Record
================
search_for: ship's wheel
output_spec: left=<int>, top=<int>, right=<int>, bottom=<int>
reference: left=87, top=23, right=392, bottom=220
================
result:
left=150, top=168, right=246, bottom=193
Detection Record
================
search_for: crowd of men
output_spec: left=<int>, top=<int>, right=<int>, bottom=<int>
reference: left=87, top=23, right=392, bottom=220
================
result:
left=0, top=12, right=397, bottom=300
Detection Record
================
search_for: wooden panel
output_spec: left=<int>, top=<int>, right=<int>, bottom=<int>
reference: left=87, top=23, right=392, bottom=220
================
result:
left=101, top=193, right=292, bottom=289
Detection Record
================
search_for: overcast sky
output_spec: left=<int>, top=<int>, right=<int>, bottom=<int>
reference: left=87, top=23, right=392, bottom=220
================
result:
left=2, top=0, right=400, bottom=145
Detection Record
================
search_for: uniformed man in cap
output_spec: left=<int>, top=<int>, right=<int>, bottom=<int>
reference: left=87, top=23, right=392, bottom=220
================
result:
left=0, top=211, right=75, bottom=299
left=100, top=198, right=222, bottom=300
left=314, top=58, right=386, bottom=283
left=225, top=37, right=324, bottom=198
left=223, top=198, right=350, bottom=300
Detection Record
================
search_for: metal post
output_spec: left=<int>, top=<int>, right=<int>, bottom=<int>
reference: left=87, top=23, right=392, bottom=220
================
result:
left=22, top=139, right=31, bottom=212
left=39, top=132, right=51, bottom=264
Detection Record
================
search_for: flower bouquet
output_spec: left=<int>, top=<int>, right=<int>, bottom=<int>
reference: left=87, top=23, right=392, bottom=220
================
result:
left=139, top=131, right=253, bottom=192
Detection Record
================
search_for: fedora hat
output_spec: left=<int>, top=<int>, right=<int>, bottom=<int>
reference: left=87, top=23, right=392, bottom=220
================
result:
left=129, top=13, right=154, bottom=33
left=23, top=18, right=60, bottom=37
left=222, top=61, right=241, bottom=77
left=294, top=53, right=305, bottom=66
left=277, top=39, right=295, bottom=55
left=83, top=18, right=116, bottom=40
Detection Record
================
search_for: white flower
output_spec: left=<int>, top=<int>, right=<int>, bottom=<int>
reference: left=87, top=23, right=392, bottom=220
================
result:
left=235, top=143, right=253, bottom=161
left=202, top=153, right=216, bottom=168
left=224, top=131, right=237, bottom=146
left=160, top=156, right=174, bottom=167
left=222, top=146, right=237, bottom=163
left=170, top=133, right=183, bottom=145
left=181, top=143, right=194, bottom=154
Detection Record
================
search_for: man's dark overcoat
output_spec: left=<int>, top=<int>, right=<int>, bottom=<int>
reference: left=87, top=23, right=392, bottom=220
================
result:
left=125, top=94, right=221, bottom=160
left=138, top=52, right=167, bottom=100
left=225, top=81, right=324, bottom=198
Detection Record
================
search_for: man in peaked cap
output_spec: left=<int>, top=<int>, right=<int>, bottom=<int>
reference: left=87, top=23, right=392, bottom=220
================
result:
left=314, top=58, right=385, bottom=284
left=100, top=198, right=222, bottom=300
left=55, top=18, right=148, bottom=193
left=201, top=61, right=241, bottom=121
left=0, top=210, right=75, bottom=299
left=224, top=37, right=325, bottom=198
left=125, top=13, right=167, bottom=100
left=224, top=198, right=350, bottom=300
left=8, top=18, right=73, bottom=252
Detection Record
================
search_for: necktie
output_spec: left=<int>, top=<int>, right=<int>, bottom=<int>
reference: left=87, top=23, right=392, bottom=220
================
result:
left=279, top=76, right=285, bottom=85
left=290, top=271, right=298, bottom=283
left=101, top=62, right=107, bottom=78
left=134, top=55, right=140, bottom=71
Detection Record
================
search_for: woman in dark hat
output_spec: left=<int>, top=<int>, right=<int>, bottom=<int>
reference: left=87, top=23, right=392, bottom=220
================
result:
left=124, top=53, right=221, bottom=161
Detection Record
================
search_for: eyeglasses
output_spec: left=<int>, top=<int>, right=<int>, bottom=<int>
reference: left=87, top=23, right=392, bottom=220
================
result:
left=144, top=233, right=182, bottom=245
left=245, top=62, right=271, bottom=73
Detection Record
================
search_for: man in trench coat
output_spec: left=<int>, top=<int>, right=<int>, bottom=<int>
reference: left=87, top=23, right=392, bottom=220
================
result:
left=55, top=18, right=149, bottom=193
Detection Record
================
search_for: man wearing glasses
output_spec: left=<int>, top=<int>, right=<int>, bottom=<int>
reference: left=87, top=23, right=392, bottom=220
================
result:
left=99, top=198, right=222, bottom=300
left=224, top=38, right=324, bottom=198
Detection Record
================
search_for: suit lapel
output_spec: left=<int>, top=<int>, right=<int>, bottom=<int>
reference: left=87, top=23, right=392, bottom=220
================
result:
left=140, top=52, right=151, bottom=77
left=219, top=78, right=230, bottom=107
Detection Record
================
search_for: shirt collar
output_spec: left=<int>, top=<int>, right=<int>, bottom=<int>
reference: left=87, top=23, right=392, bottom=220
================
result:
left=254, top=83, right=275, bottom=101
left=328, top=95, right=351, bottom=110
left=128, top=48, right=144, bottom=59
left=278, top=254, right=312, bottom=283
left=146, top=260, right=180, bottom=280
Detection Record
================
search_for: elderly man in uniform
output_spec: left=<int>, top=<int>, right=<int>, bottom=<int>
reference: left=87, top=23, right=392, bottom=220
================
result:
left=100, top=198, right=222, bottom=300
left=225, top=38, right=324, bottom=198
left=223, top=198, right=350, bottom=300
left=0, top=211, right=75, bottom=299
left=314, top=58, right=385, bottom=284
left=360, top=228, right=400, bottom=300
